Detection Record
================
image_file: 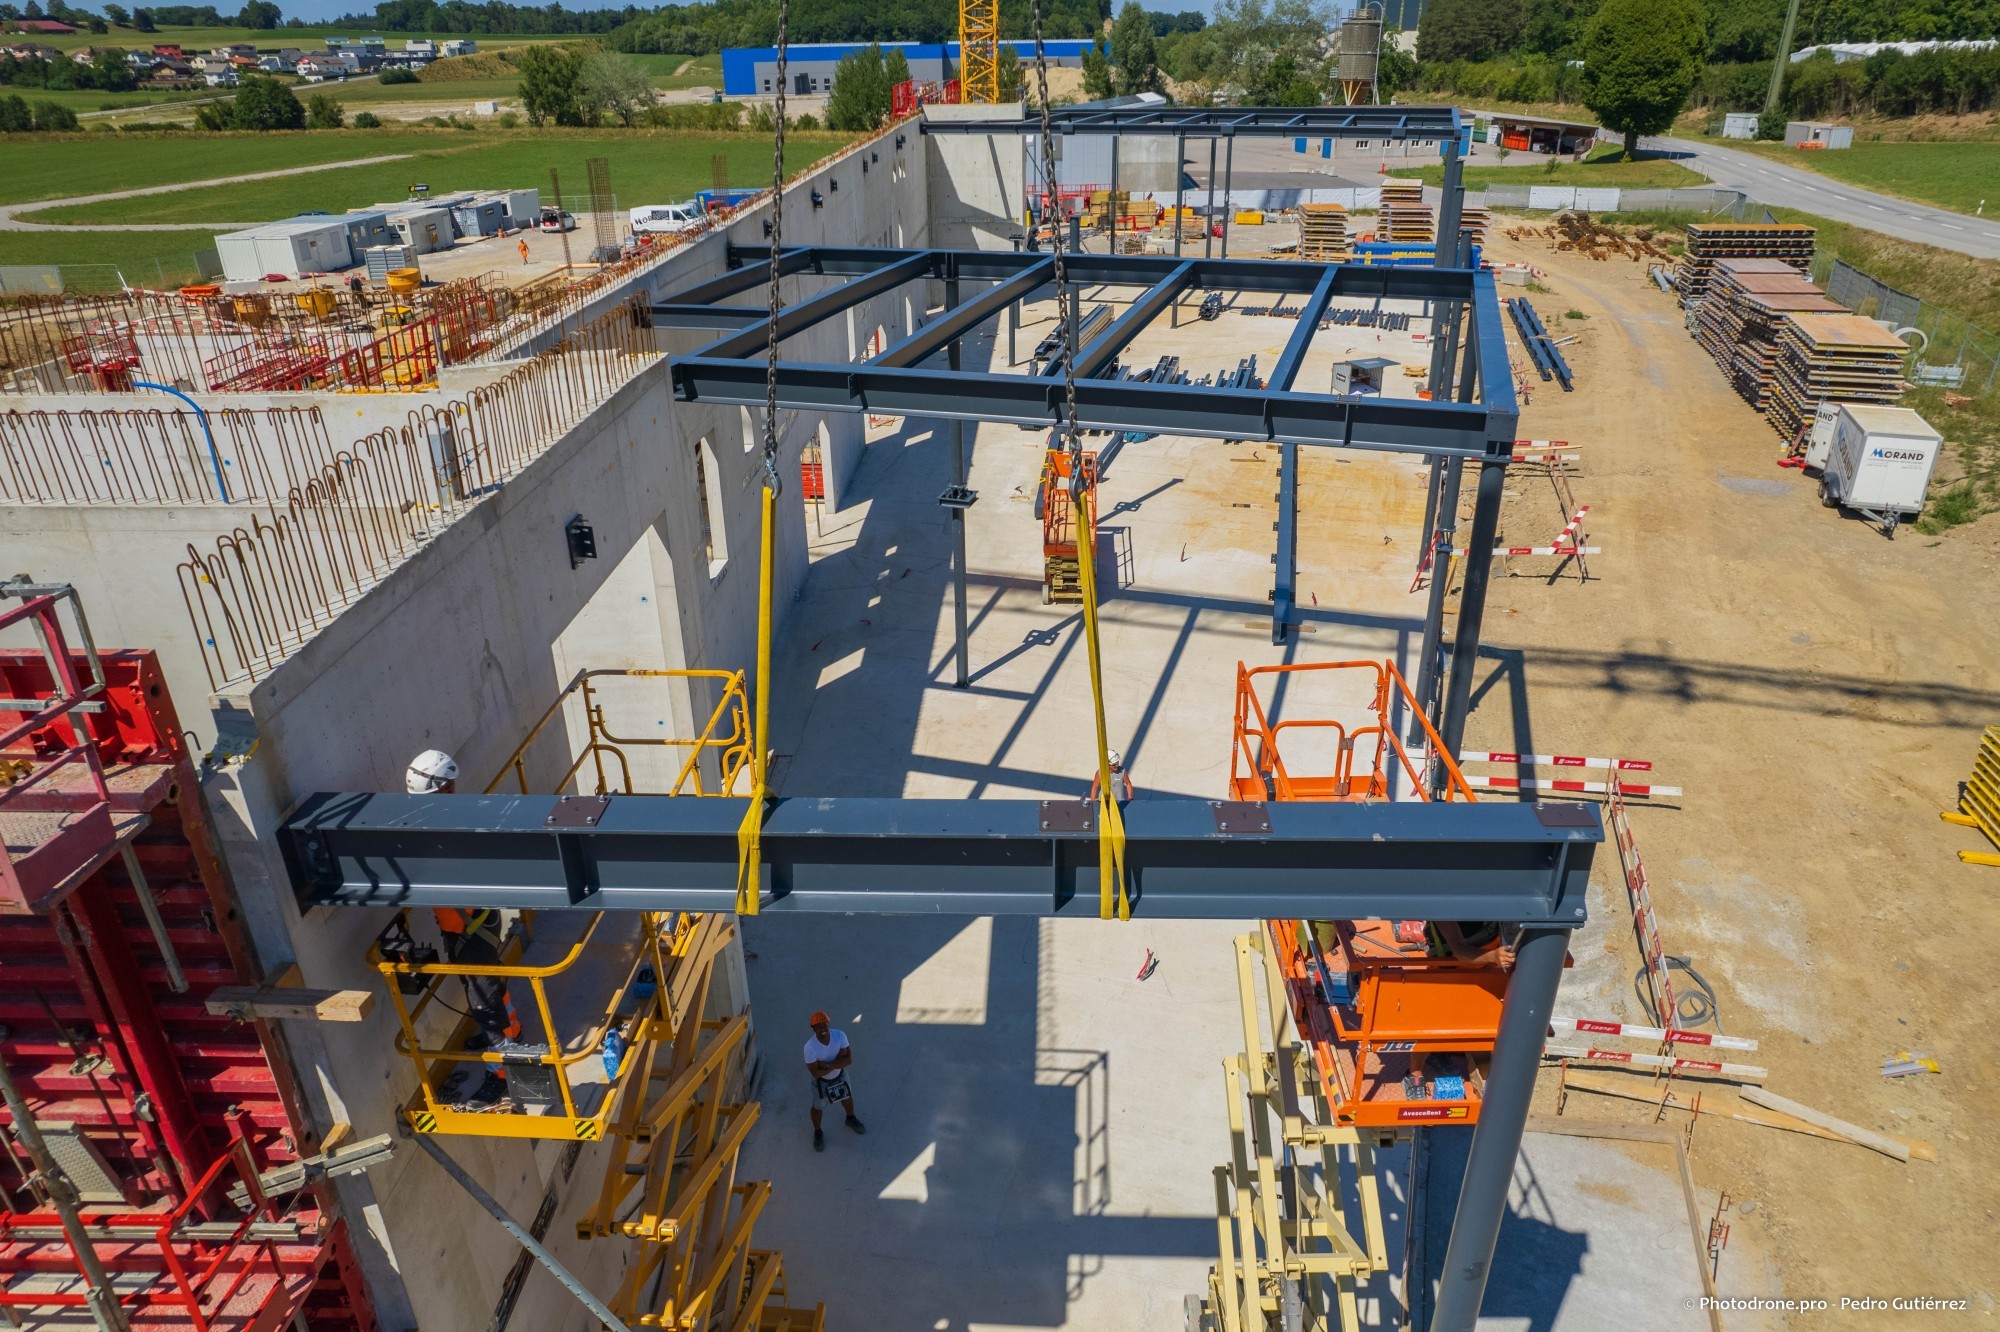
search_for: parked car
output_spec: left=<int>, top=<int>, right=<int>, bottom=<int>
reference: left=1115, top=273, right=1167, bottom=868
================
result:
left=629, top=202, right=703, bottom=236
left=538, top=207, right=578, bottom=233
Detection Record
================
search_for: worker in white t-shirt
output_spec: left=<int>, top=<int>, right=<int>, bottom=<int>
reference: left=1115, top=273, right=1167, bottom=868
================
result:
left=804, top=1009, right=864, bottom=1152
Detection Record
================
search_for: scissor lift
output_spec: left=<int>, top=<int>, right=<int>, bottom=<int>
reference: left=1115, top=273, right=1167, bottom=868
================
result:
left=1231, top=659, right=1512, bottom=1128
left=1035, top=445, right=1098, bottom=604
left=365, top=665, right=822, bottom=1329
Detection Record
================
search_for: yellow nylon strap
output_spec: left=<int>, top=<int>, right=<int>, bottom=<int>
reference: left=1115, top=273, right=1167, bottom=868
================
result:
left=735, top=482, right=778, bottom=915
left=1071, top=483, right=1129, bottom=920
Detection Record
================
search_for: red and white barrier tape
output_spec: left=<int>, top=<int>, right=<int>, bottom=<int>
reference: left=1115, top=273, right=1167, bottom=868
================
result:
left=1466, top=775, right=1682, bottom=797
left=1513, top=439, right=1579, bottom=449
left=1460, top=752, right=1654, bottom=772
left=1549, top=505, right=1589, bottom=544
left=1494, top=545, right=1603, bottom=556
left=1546, top=1043, right=1766, bottom=1081
left=1552, top=1017, right=1757, bottom=1052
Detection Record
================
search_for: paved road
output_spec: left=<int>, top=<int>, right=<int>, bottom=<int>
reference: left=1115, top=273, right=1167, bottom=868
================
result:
left=0, top=153, right=415, bottom=232
left=1648, top=135, right=2000, bottom=261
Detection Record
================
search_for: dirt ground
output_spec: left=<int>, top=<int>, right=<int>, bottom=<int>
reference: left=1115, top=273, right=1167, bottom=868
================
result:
left=1468, top=227, right=2000, bottom=1323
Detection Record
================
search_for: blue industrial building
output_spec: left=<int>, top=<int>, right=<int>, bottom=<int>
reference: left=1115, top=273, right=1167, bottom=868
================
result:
left=720, top=40, right=1090, bottom=97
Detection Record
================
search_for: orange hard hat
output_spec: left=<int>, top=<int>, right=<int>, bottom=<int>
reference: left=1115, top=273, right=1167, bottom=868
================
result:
left=808, top=1010, right=829, bottom=1026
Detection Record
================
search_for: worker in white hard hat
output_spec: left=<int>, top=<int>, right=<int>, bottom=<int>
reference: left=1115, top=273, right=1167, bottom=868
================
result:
left=1088, top=749, right=1133, bottom=804
left=406, top=749, right=532, bottom=1108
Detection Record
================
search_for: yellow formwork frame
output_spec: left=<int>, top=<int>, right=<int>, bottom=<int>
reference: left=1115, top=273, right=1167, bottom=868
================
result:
left=1941, top=724, right=2000, bottom=867
left=1204, top=930, right=1390, bottom=1332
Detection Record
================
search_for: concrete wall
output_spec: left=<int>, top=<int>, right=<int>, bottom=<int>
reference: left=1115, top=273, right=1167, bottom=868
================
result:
left=180, top=122, right=929, bottom=1332
left=925, top=105, right=1028, bottom=251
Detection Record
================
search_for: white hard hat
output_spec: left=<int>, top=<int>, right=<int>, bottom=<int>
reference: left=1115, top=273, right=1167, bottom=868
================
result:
left=1107, top=750, right=1124, bottom=769
left=406, top=749, right=460, bottom=794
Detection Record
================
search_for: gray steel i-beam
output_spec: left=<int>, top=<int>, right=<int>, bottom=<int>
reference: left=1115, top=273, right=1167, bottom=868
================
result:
left=278, top=792, right=1600, bottom=924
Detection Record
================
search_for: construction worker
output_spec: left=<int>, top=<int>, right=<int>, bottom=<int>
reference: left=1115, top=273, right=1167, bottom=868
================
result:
left=517, top=236, right=531, bottom=266
left=407, top=750, right=527, bottom=1107
left=1088, top=750, right=1134, bottom=804
left=804, top=1010, right=864, bottom=1152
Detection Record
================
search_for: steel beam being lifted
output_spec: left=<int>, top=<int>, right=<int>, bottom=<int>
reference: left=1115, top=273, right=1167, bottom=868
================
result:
left=279, top=792, right=1599, bottom=925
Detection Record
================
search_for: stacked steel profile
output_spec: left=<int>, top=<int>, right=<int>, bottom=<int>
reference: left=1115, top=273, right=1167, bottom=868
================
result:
left=1376, top=181, right=1436, bottom=244
left=1298, top=203, right=1351, bottom=261
left=1769, top=312, right=1910, bottom=440
left=1691, top=260, right=1845, bottom=410
left=0, top=588, right=375, bottom=1332
left=1675, top=222, right=1816, bottom=305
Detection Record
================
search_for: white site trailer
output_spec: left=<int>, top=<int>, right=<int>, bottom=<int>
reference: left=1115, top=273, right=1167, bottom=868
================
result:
left=1815, top=403, right=1944, bottom=537
left=214, top=219, right=356, bottom=282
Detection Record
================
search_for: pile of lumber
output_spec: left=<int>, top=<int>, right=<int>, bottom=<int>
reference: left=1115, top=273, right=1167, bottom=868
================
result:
left=1768, top=311, right=1910, bottom=440
left=1692, top=260, right=1845, bottom=411
left=1676, top=222, right=1816, bottom=305
left=1377, top=181, right=1435, bottom=244
left=1501, top=214, right=1672, bottom=262
left=1298, top=203, right=1350, bottom=261
left=1083, top=190, right=1160, bottom=231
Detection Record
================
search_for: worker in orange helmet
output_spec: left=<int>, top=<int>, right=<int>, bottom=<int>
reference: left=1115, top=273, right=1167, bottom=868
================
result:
left=408, top=749, right=535, bottom=1108
left=517, top=236, right=530, bottom=266
left=804, top=1010, right=863, bottom=1152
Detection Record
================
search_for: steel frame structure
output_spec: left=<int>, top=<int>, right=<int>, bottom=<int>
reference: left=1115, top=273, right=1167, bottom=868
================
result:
left=656, top=233, right=1508, bottom=747
left=277, top=152, right=1571, bottom=1331
left=917, top=104, right=1463, bottom=139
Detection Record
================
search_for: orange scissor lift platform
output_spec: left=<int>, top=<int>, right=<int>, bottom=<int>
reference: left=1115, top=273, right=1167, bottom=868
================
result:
left=1036, top=446, right=1097, bottom=604
left=1231, top=659, right=1510, bottom=1128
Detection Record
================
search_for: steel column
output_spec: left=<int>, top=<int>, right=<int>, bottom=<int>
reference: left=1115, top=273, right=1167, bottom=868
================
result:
left=946, top=261, right=971, bottom=689
left=1428, top=925, right=1568, bottom=1332
left=1173, top=134, right=1186, bottom=260
left=1205, top=138, right=1218, bottom=259
left=1433, top=142, right=1465, bottom=269
left=1271, top=443, right=1298, bottom=644
left=1221, top=135, right=1234, bottom=258
left=1439, top=458, right=1507, bottom=754
left=1410, top=456, right=1461, bottom=737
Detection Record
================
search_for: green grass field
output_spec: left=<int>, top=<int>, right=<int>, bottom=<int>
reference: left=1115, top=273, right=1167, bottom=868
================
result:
left=333, top=76, right=523, bottom=106
left=1711, top=139, right=2000, bottom=218
left=28, top=24, right=558, bottom=54
left=32, top=130, right=856, bottom=224
left=0, top=85, right=222, bottom=113
left=0, top=228, right=225, bottom=290
left=1389, top=143, right=1706, bottom=191
left=0, top=130, right=467, bottom=205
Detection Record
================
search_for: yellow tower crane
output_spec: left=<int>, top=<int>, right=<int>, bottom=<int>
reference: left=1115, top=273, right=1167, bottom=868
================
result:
left=959, top=0, right=1002, bottom=103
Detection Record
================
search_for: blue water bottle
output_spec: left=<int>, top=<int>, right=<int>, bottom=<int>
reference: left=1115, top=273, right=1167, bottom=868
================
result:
left=601, top=1028, right=625, bottom=1080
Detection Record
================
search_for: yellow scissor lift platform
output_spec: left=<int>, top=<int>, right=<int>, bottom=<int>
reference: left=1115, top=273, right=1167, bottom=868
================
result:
left=368, top=666, right=823, bottom=1329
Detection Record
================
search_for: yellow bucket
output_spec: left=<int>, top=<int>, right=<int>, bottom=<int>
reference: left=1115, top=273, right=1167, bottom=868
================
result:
left=386, top=267, right=422, bottom=294
left=295, top=289, right=338, bottom=317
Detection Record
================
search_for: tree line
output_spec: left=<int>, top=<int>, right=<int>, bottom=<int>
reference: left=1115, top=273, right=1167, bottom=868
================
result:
left=1413, top=0, right=2000, bottom=120
left=603, top=0, right=1106, bottom=58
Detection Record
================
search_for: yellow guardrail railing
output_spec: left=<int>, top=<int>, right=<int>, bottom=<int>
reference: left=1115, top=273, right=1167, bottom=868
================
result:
left=1942, top=724, right=2000, bottom=867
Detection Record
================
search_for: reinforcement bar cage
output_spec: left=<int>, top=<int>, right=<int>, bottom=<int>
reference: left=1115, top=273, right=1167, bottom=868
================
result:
left=656, top=245, right=1519, bottom=461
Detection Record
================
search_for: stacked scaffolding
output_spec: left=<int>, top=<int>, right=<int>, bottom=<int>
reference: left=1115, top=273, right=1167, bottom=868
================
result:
left=1376, top=181, right=1435, bottom=245
left=1691, top=262, right=1843, bottom=411
left=1768, top=311, right=1910, bottom=441
left=1675, top=222, right=1816, bottom=305
left=1458, top=203, right=1492, bottom=251
left=1298, top=204, right=1351, bottom=261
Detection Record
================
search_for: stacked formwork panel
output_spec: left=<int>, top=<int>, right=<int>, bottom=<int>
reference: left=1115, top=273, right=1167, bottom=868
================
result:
left=1299, top=204, right=1351, bottom=261
left=1768, top=312, right=1910, bottom=441
left=1377, top=181, right=1435, bottom=245
left=1691, top=262, right=1843, bottom=411
left=1675, top=223, right=1815, bottom=305
left=1458, top=204, right=1492, bottom=250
